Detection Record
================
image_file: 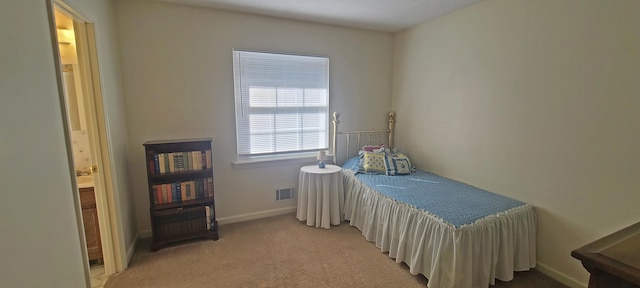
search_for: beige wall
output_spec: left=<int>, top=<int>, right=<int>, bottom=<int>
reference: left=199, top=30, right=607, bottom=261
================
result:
left=0, top=0, right=135, bottom=286
left=0, top=1, right=87, bottom=287
left=113, top=0, right=393, bottom=234
left=392, top=0, right=640, bottom=286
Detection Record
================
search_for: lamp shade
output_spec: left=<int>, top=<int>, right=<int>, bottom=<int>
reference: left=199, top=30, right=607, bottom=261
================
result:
left=316, top=150, right=327, bottom=161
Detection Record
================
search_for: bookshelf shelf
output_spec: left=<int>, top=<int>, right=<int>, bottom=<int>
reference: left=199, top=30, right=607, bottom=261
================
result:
left=150, top=197, right=215, bottom=211
left=144, top=138, right=218, bottom=251
left=148, top=169, right=213, bottom=184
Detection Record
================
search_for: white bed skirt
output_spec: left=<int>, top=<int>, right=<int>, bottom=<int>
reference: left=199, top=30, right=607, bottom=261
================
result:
left=342, top=171, right=537, bottom=288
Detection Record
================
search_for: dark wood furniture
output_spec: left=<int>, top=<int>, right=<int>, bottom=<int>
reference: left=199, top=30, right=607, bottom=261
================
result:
left=144, top=138, right=218, bottom=251
left=80, top=187, right=103, bottom=264
left=572, top=222, right=640, bottom=288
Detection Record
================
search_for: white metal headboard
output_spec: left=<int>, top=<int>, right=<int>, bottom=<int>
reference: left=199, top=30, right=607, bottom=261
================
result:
left=331, top=111, right=396, bottom=165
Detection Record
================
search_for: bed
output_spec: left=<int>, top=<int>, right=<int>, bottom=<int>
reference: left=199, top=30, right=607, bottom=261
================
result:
left=331, top=112, right=536, bottom=288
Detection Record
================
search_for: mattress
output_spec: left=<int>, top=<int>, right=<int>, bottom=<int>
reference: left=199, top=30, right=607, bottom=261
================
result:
left=341, top=156, right=537, bottom=288
left=343, top=157, right=528, bottom=228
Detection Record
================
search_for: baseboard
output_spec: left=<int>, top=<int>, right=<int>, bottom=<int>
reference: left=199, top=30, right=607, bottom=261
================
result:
left=136, top=207, right=297, bottom=239
left=536, top=262, right=587, bottom=288
left=139, top=230, right=152, bottom=239
left=217, top=207, right=297, bottom=225
left=126, top=233, right=140, bottom=264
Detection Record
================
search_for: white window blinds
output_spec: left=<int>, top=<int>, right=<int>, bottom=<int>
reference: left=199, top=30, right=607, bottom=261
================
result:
left=233, top=50, right=329, bottom=160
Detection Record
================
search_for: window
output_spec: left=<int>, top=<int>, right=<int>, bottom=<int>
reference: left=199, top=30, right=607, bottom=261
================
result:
left=233, top=50, right=329, bottom=162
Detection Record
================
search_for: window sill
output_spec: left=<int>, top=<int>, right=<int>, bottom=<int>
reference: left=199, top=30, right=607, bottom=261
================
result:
left=231, top=153, right=334, bottom=169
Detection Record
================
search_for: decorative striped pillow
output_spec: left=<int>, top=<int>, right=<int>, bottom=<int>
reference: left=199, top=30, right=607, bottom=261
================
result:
left=384, top=154, right=412, bottom=176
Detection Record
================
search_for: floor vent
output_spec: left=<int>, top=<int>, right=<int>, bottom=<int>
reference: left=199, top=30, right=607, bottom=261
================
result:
left=276, top=188, right=294, bottom=201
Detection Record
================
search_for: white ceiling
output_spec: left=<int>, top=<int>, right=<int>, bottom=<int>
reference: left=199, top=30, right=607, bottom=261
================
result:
left=160, top=0, right=484, bottom=33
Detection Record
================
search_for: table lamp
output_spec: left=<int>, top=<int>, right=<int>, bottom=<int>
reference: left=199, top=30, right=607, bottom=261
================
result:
left=317, top=150, right=328, bottom=168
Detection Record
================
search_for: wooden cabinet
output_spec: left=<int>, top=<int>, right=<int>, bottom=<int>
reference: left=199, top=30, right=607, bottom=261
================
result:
left=80, top=187, right=103, bottom=263
left=572, top=222, right=640, bottom=288
left=143, top=138, right=218, bottom=251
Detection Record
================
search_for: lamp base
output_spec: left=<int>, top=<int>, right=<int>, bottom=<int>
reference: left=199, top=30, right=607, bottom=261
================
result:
left=318, top=161, right=325, bottom=168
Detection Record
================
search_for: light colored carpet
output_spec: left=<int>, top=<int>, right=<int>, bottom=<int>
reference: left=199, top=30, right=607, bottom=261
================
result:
left=105, top=213, right=567, bottom=288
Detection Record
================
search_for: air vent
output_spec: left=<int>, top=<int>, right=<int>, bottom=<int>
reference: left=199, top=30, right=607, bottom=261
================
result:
left=276, top=188, right=294, bottom=201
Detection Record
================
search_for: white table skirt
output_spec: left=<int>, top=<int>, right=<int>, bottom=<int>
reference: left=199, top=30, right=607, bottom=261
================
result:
left=296, top=164, right=344, bottom=229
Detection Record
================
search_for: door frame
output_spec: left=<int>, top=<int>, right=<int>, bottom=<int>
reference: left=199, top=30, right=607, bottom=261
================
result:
left=48, top=0, right=126, bottom=279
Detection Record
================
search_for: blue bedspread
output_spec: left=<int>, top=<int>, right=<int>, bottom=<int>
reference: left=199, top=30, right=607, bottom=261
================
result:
left=343, top=157, right=527, bottom=228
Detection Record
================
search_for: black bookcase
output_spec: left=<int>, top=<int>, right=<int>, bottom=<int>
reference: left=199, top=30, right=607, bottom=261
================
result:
left=143, top=138, right=218, bottom=251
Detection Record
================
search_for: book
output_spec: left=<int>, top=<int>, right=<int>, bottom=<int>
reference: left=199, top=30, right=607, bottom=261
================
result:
left=185, top=181, right=192, bottom=200
left=192, top=151, right=201, bottom=171
left=176, top=182, right=182, bottom=202
left=168, top=152, right=175, bottom=173
left=205, top=150, right=212, bottom=169
left=203, top=179, right=208, bottom=198
left=148, top=159, right=155, bottom=175
left=174, top=153, right=184, bottom=172
left=153, top=154, right=160, bottom=174
left=154, top=185, right=162, bottom=204
left=158, top=153, right=166, bottom=174
left=166, top=183, right=173, bottom=203
left=207, top=177, right=214, bottom=198
left=205, top=206, right=211, bottom=230
left=163, top=153, right=170, bottom=174
left=161, top=184, right=168, bottom=204
left=180, top=181, right=187, bottom=201
left=171, top=183, right=177, bottom=202
left=194, top=179, right=202, bottom=199
left=185, top=152, right=192, bottom=171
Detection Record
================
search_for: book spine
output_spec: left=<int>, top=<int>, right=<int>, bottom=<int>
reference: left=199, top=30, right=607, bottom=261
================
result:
left=193, top=151, right=198, bottom=170
left=168, top=152, right=175, bottom=173
left=163, top=153, right=170, bottom=174
left=152, top=185, right=158, bottom=204
left=153, top=154, right=160, bottom=174
left=204, top=178, right=209, bottom=198
left=205, top=150, right=212, bottom=169
left=175, top=153, right=184, bottom=172
left=148, top=159, right=155, bottom=175
left=191, top=151, right=199, bottom=171
left=167, top=183, right=173, bottom=203
left=171, top=183, right=177, bottom=203
left=205, top=206, right=211, bottom=230
left=180, top=181, right=186, bottom=202
left=185, top=152, right=192, bottom=171
left=183, top=152, right=188, bottom=171
left=158, top=153, right=165, bottom=174
left=201, top=150, right=207, bottom=169
left=191, top=181, right=196, bottom=200
left=195, top=179, right=202, bottom=199
left=161, top=184, right=167, bottom=204
left=207, top=177, right=214, bottom=198
left=176, top=182, right=182, bottom=202
left=185, top=181, right=192, bottom=200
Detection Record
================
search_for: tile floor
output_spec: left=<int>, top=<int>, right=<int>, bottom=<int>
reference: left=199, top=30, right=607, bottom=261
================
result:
left=90, top=265, right=108, bottom=288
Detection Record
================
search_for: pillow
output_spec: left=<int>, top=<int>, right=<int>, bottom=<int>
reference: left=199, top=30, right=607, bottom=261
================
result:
left=362, top=151, right=387, bottom=174
left=384, top=153, right=412, bottom=176
left=362, top=144, right=385, bottom=152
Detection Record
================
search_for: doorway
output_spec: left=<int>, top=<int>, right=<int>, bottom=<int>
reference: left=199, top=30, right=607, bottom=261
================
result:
left=52, top=4, right=119, bottom=287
